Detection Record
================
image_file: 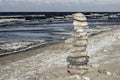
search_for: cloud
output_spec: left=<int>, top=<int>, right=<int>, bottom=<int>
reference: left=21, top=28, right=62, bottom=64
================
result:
left=0, top=0, right=120, bottom=12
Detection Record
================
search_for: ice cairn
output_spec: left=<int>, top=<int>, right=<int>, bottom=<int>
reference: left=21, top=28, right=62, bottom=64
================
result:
left=66, top=13, right=89, bottom=75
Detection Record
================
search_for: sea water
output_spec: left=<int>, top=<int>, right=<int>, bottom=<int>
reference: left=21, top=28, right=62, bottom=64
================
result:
left=0, top=12, right=120, bottom=55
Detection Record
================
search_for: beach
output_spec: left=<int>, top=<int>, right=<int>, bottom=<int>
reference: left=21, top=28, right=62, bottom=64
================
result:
left=0, top=26, right=120, bottom=80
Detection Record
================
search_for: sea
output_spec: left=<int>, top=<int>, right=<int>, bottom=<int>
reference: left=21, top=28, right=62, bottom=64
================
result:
left=0, top=12, right=120, bottom=55
left=0, top=12, right=120, bottom=41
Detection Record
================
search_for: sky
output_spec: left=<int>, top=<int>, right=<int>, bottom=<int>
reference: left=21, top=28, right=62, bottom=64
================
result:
left=0, top=0, right=120, bottom=12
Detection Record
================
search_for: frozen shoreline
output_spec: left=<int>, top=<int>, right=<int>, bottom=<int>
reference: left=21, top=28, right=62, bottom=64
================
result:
left=0, top=40, right=46, bottom=56
left=0, top=25, right=114, bottom=56
left=0, top=26, right=120, bottom=80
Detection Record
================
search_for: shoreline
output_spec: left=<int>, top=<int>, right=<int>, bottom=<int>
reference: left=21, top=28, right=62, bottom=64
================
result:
left=0, top=40, right=64, bottom=57
left=0, top=26, right=120, bottom=80
left=0, top=41, right=65, bottom=66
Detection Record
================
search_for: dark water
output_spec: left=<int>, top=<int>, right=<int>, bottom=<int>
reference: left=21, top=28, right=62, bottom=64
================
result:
left=0, top=12, right=120, bottom=41
left=0, top=19, right=120, bottom=41
left=0, top=23, right=73, bottom=41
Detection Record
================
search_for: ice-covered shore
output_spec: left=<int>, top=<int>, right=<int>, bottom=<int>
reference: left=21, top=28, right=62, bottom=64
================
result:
left=0, top=40, right=45, bottom=56
left=0, top=26, right=120, bottom=80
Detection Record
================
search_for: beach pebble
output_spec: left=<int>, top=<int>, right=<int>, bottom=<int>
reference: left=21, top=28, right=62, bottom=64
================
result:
left=73, top=34, right=88, bottom=39
left=90, top=64, right=99, bottom=68
left=71, top=46, right=87, bottom=52
left=73, top=31, right=87, bottom=37
left=70, top=51, right=88, bottom=57
left=73, top=35, right=88, bottom=40
left=73, top=20, right=88, bottom=26
left=67, top=68, right=88, bottom=75
left=74, top=26, right=84, bottom=32
left=73, top=13, right=85, bottom=17
left=67, top=56, right=89, bottom=65
left=73, top=13, right=87, bottom=21
left=76, top=29, right=85, bottom=33
left=68, top=64, right=88, bottom=69
left=72, top=40, right=88, bottom=46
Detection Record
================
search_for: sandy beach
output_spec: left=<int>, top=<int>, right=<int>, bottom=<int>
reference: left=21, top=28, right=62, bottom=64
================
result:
left=0, top=26, right=120, bottom=80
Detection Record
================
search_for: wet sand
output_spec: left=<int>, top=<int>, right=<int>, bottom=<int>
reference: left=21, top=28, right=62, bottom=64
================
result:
left=0, top=26, right=120, bottom=80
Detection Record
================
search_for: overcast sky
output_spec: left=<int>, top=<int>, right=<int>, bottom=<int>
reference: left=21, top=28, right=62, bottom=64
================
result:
left=0, top=0, right=120, bottom=12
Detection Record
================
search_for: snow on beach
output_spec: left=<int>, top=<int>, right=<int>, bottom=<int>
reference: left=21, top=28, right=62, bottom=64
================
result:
left=0, top=26, right=120, bottom=80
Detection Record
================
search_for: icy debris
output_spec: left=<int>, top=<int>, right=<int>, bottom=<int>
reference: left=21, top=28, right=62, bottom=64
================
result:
left=106, top=72, right=112, bottom=75
left=0, top=40, right=45, bottom=56
left=76, top=75, right=81, bottom=80
left=0, top=19, right=25, bottom=23
left=82, top=76, right=90, bottom=80
left=0, top=42, right=32, bottom=50
left=112, top=39, right=116, bottom=41
left=0, top=40, right=45, bottom=50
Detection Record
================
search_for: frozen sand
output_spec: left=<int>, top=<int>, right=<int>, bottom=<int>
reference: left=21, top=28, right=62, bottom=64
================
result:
left=0, top=27, right=120, bottom=80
